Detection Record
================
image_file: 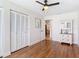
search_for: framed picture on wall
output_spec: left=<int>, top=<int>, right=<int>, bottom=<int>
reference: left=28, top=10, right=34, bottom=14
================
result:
left=35, top=18, right=41, bottom=28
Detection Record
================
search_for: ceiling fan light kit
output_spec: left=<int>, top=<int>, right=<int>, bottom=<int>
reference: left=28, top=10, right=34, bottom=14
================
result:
left=36, top=0, right=60, bottom=11
left=43, top=6, right=48, bottom=10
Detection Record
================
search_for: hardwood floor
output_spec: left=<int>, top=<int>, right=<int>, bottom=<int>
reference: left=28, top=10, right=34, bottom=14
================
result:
left=7, top=40, right=79, bottom=58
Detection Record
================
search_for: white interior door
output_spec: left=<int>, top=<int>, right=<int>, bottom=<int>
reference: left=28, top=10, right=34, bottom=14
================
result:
left=10, top=11, right=17, bottom=52
left=24, top=15, right=28, bottom=47
left=21, top=15, right=28, bottom=48
left=21, top=15, right=25, bottom=48
left=16, top=13, right=21, bottom=50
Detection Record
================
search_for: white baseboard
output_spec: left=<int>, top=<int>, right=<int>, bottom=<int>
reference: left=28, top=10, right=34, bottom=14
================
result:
left=30, top=39, right=42, bottom=46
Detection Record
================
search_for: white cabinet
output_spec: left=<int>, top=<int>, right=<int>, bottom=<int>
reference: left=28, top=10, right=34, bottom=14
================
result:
left=60, top=20, right=73, bottom=45
left=61, top=34, right=72, bottom=45
left=10, top=11, right=28, bottom=52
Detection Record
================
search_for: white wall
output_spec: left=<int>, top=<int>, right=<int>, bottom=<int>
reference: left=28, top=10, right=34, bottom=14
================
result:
left=0, top=0, right=10, bottom=57
left=78, top=12, right=79, bottom=45
left=40, top=20, right=45, bottom=41
left=0, top=0, right=4, bottom=7
left=29, top=17, right=41, bottom=45
left=44, top=11, right=79, bottom=45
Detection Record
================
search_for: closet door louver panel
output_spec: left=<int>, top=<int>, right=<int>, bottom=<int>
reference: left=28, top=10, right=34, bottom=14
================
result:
left=16, top=13, right=22, bottom=50
left=21, top=15, right=25, bottom=48
left=24, top=15, right=28, bottom=46
left=10, top=11, right=17, bottom=52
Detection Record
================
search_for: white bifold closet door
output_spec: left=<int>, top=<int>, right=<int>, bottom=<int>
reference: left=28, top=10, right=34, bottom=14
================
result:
left=21, top=15, right=28, bottom=48
left=10, top=11, right=28, bottom=52
left=10, top=11, right=17, bottom=52
left=23, top=15, right=28, bottom=47
left=0, top=8, right=3, bottom=57
left=16, top=13, right=22, bottom=50
left=21, top=15, right=25, bottom=48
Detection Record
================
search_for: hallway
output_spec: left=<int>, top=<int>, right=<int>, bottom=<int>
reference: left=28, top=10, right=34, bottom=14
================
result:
left=7, top=40, right=79, bottom=58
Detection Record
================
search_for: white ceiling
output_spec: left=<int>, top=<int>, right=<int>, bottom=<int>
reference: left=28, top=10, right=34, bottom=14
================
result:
left=9, top=0, right=79, bottom=16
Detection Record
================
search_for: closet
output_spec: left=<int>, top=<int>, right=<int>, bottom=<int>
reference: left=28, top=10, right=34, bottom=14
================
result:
left=10, top=10, right=28, bottom=52
left=0, top=8, right=3, bottom=57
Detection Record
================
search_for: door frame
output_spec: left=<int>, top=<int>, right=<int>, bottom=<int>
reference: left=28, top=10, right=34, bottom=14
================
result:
left=0, top=8, right=4, bottom=57
left=45, top=20, right=52, bottom=40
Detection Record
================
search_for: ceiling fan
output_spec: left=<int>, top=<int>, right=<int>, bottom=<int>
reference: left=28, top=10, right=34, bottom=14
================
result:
left=36, top=0, right=60, bottom=11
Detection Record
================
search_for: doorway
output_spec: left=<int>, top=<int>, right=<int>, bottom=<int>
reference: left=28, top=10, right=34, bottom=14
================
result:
left=45, top=20, right=51, bottom=40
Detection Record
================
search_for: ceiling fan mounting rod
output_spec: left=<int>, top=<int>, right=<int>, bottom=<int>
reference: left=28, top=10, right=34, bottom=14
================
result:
left=44, top=0, right=48, bottom=3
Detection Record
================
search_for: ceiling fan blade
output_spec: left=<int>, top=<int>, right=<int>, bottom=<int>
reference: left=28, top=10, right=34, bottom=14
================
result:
left=36, top=1, right=44, bottom=5
left=47, top=2, right=59, bottom=6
